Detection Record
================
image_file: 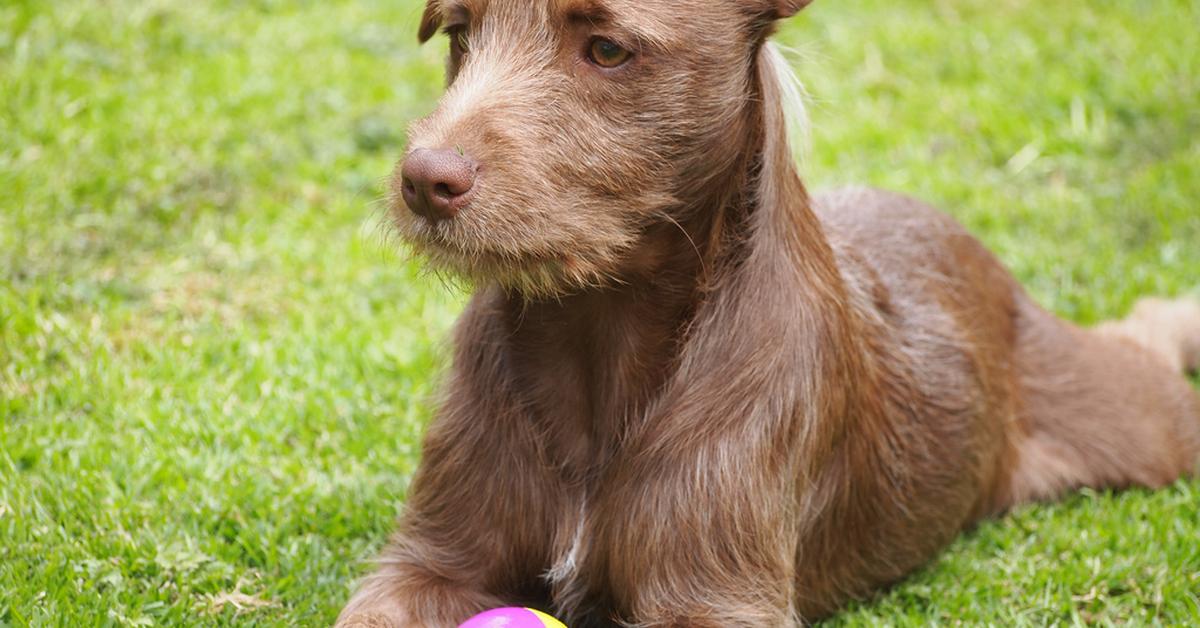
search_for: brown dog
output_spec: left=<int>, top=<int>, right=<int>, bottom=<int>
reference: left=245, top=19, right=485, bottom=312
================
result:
left=338, top=1, right=1200, bottom=625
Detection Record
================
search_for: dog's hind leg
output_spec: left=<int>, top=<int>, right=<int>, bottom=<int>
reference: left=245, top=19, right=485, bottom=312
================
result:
left=1003, top=297, right=1200, bottom=507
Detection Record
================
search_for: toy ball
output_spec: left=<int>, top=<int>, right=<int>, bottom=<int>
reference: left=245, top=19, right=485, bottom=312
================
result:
left=459, top=607, right=567, bottom=628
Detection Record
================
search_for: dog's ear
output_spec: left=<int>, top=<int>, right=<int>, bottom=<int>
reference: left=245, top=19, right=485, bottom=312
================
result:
left=750, top=0, right=814, bottom=19
left=776, top=0, right=814, bottom=17
left=418, top=1, right=442, bottom=44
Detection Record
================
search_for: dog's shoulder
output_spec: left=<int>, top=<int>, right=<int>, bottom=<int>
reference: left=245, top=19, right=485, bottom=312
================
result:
left=811, top=185, right=984, bottom=267
left=810, top=185, right=1019, bottom=318
left=811, top=186, right=958, bottom=237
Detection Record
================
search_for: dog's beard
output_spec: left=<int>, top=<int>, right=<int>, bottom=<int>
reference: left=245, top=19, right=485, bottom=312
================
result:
left=386, top=161, right=681, bottom=298
left=392, top=209, right=633, bottom=299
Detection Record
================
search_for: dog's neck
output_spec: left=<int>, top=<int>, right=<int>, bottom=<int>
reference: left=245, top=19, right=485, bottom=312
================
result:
left=498, top=216, right=719, bottom=480
left=495, top=44, right=865, bottom=481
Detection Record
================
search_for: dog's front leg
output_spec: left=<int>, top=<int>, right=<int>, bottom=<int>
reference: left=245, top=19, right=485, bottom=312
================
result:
left=336, top=560, right=497, bottom=628
left=337, top=432, right=562, bottom=628
left=337, top=419, right=563, bottom=627
left=338, top=300, right=564, bottom=627
left=335, top=533, right=511, bottom=628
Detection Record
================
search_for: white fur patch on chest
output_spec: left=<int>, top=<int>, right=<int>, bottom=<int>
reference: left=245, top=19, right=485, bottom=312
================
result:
left=544, top=497, right=588, bottom=588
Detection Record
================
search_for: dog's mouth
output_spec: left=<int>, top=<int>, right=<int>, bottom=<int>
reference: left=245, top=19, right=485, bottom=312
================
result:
left=394, top=214, right=591, bottom=295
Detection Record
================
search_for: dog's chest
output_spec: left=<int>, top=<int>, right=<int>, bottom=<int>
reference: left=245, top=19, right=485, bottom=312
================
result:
left=544, top=496, right=588, bottom=591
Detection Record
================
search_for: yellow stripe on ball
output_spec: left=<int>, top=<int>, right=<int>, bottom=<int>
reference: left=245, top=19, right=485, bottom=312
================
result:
left=527, top=608, right=568, bottom=627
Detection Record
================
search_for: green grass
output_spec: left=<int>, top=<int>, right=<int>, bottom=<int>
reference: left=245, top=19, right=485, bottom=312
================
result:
left=1, top=0, right=1197, bottom=625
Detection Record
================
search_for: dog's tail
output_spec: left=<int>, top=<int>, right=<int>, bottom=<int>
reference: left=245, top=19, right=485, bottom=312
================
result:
left=1095, top=297, right=1200, bottom=373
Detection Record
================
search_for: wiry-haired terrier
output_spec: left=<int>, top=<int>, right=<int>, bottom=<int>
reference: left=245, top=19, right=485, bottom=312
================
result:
left=339, top=1, right=1200, bottom=626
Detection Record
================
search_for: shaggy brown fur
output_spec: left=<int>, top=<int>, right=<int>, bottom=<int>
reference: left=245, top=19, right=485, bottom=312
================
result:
left=339, top=1, right=1200, bottom=625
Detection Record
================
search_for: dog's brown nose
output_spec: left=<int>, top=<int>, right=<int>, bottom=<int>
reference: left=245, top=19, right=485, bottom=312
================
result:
left=400, top=148, right=477, bottom=221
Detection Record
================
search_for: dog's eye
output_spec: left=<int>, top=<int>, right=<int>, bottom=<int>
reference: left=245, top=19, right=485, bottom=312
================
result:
left=447, top=26, right=469, bottom=55
left=588, top=38, right=632, bottom=69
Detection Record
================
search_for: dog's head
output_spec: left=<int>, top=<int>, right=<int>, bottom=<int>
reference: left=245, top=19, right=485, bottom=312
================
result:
left=391, top=0, right=811, bottom=296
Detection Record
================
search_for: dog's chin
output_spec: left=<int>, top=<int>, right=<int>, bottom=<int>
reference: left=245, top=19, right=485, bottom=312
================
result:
left=402, top=232, right=620, bottom=299
left=390, top=197, right=634, bottom=298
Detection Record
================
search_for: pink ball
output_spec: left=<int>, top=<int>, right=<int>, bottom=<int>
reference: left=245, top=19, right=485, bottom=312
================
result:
left=459, top=607, right=566, bottom=628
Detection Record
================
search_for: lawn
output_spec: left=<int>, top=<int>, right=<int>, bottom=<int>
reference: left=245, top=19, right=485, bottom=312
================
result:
left=1, top=0, right=1198, bottom=625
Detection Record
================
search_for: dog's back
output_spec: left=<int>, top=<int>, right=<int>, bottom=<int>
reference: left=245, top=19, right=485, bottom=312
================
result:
left=815, top=186, right=1200, bottom=498
left=784, top=186, right=1200, bottom=615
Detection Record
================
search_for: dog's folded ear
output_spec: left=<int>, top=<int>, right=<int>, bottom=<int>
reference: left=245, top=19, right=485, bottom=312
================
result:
left=418, top=1, right=442, bottom=44
left=751, top=0, right=814, bottom=19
